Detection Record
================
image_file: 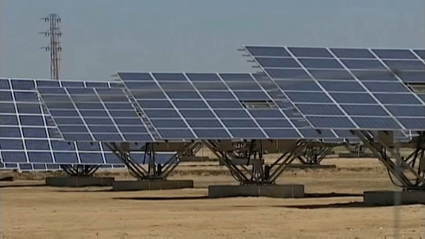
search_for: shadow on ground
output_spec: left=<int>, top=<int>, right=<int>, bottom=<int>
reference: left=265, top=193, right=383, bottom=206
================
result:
left=304, top=192, right=363, bottom=198
left=274, top=201, right=424, bottom=209
left=112, top=192, right=361, bottom=202
left=0, top=183, right=45, bottom=188
left=113, top=196, right=210, bottom=201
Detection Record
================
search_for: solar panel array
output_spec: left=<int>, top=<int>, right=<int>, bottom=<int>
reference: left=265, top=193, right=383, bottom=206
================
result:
left=38, top=87, right=154, bottom=142
left=0, top=78, right=172, bottom=171
left=4, top=46, right=424, bottom=171
left=244, top=46, right=425, bottom=130
left=117, top=72, right=363, bottom=140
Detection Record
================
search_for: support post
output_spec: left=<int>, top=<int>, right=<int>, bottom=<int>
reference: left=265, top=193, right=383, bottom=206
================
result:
left=45, top=164, right=114, bottom=187
left=105, top=142, right=195, bottom=191
left=355, top=130, right=425, bottom=205
left=205, top=139, right=307, bottom=198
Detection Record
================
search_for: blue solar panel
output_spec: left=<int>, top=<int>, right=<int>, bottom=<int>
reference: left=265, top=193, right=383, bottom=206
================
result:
left=0, top=78, right=163, bottom=169
left=296, top=104, right=344, bottom=116
left=25, top=140, right=50, bottom=150
left=245, top=45, right=425, bottom=130
left=256, top=58, right=300, bottom=68
left=0, top=91, right=13, bottom=101
left=38, top=87, right=154, bottom=142
left=151, top=119, right=187, bottom=128
left=374, top=93, right=421, bottom=105
left=186, top=73, right=222, bottom=82
left=11, top=79, right=36, bottom=90
left=329, top=93, right=376, bottom=104
left=157, top=129, right=195, bottom=139
left=265, top=69, right=311, bottom=79
left=264, top=129, right=300, bottom=138
left=256, top=119, right=293, bottom=128
left=118, top=71, right=416, bottom=139
left=383, top=60, right=425, bottom=71
left=340, top=60, right=386, bottom=70
left=222, top=119, right=257, bottom=128
left=192, top=82, right=228, bottom=90
left=274, top=80, right=319, bottom=91
left=306, top=116, right=355, bottom=128
left=187, top=119, right=222, bottom=128
left=308, top=69, right=354, bottom=80
left=244, top=46, right=290, bottom=57
left=229, top=128, right=266, bottom=138
left=371, top=49, right=416, bottom=59
left=300, top=59, right=344, bottom=69
left=208, top=100, right=242, bottom=109
left=330, top=48, right=375, bottom=59
left=27, top=152, right=54, bottom=163
left=234, top=91, right=269, bottom=100
left=153, top=73, right=187, bottom=81
left=0, top=79, right=10, bottom=89
left=0, top=139, right=24, bottom=150
left=353, top=117, right=402, bottom=130
left=193, top=129, right=230, bottom=139
left=340, top=105, right=388, bottom=116
left=288, top=47, right=333, bottom=58
left=214, top=110, right=250, bottom=118
left=17, top=103, right=42, bottom=114
left=285, top=92, right=332, bottom=103
left=200, top=91, right=235, bottom=99
left=395, top=71, right=425, bottom=83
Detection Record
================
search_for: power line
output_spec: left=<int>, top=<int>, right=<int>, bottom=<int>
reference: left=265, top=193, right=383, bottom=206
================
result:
left=40, top=14, right=62, bottom=80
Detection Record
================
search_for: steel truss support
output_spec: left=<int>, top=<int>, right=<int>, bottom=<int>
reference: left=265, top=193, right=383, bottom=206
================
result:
left=105, top=142, right=197, bottom=181
left=344, top=142, right=366, bottom=154
left=60, top=165, right=100, bottom=177
left=203, top=140, right=308, bottom=185
left=354, top=130, right=425, bottom=190
left=297, top=144, right=334, bottom=165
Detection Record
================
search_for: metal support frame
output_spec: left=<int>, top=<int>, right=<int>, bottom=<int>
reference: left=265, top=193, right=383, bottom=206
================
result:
left=105, top=142, right=196, bottom=181
left=354, top=130, right=425, bottom=190
left=60, top=165, right=100, bottom=177
left=297, top=144, right=334, bottom=165
left=344, top=142, right=366, bottom=154
left=204, top=140, right=308, bottom=185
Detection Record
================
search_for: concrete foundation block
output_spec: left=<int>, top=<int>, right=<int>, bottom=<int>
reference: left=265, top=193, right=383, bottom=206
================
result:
left=112, top=180, right=194, bottom=191
left=208, top=184, right=304, bottom=198
left=364, top=190, right=425, bottom=206
left=45, top=177, right=115, bottom=187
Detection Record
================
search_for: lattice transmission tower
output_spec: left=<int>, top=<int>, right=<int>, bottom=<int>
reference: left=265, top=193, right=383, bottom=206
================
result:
left=40, top=14, right=62, bottom=80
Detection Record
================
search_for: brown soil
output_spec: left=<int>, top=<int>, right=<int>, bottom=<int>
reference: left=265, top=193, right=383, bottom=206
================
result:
left=1, top=158, right=424, bottom=238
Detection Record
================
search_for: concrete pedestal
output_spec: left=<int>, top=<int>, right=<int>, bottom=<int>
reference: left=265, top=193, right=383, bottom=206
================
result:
left=45, top=177, right=115, bottom=187
left=364, top=190, right=425, bottom=206
left=112, top=180, right=194, bottom=191
left=208, top=184, right=304, bottom=198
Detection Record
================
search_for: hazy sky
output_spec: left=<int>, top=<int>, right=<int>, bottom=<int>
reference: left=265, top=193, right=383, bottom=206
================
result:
left=1, top=0, right=425, bottom=81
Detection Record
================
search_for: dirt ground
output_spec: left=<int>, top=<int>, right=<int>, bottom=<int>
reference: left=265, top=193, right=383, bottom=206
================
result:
left=1, top=158, right=425, bottom=239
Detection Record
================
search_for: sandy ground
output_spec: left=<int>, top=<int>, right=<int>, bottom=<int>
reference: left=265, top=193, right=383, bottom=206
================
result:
left=1, top=158, right=425, bottom=239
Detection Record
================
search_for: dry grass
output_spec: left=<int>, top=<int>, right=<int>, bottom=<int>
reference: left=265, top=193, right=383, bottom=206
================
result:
left=1, top=158, right=424, bottom=239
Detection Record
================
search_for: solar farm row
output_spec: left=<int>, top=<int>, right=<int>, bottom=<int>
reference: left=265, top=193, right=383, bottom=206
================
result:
left=2, top=46, right=425, bottom=170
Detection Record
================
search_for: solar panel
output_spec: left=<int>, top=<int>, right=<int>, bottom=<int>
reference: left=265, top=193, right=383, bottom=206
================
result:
left=118, top=72, right=360, bottom=141
left=0, top=78, right=160, bottom=169
left=244, top=46, right=425, bottom=130
left=38, top=87, right=154, bottom=142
